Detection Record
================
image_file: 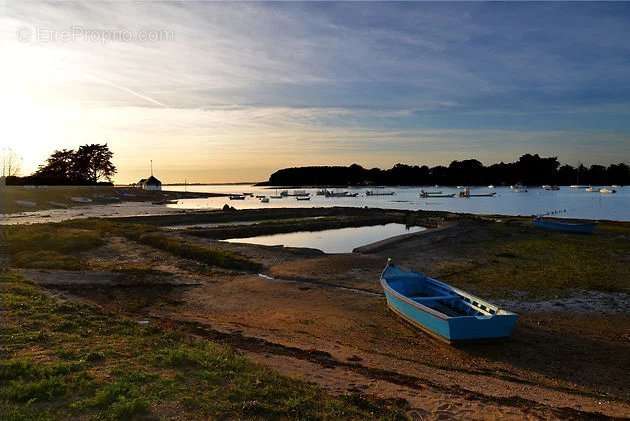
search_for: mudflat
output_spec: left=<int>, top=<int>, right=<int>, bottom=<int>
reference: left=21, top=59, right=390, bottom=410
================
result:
left=3, top=207, right=629, bottom=419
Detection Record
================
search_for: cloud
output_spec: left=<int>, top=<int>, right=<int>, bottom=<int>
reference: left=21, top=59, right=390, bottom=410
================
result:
left=2, top=1, right=630, bottom=181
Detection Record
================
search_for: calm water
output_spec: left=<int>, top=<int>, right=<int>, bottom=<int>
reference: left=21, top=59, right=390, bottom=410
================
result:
left=223, top=223, right=425, bottom=253
left=165, top=185, right=630, bottom=221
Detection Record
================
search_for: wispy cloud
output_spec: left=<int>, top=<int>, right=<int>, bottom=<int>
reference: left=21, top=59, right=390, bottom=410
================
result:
left=2, top=1, right=630, bottom=181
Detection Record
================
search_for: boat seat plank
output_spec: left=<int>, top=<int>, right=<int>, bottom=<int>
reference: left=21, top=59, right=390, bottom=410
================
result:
left=410, top=295, right=456, bottom=302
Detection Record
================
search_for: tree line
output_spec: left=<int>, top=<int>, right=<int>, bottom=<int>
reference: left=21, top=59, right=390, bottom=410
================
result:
left=267, top=154, right=630, bottom=186
left=5, top=144, right=117, bottom=186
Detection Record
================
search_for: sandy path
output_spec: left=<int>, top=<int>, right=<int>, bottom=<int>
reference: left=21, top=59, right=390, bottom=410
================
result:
left=22, top=229, right=630, bottom=419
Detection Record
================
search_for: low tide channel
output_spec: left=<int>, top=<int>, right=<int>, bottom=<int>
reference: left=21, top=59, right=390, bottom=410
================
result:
left=222, top=223, right=425, bottom=253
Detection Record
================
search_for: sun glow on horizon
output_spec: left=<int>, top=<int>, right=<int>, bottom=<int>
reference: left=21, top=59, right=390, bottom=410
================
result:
left=2, top=2, right=630, bottom=183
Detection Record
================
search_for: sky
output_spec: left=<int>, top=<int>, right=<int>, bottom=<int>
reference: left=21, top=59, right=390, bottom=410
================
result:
left=1, top=1, right=630, bottom=183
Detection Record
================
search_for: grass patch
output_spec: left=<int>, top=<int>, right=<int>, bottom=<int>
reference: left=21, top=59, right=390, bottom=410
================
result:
left=136, top=233, right=262, bottom=272
left=11, top=251, right=84, bottom=271
left=3, top=219, right=261, bottom=272
left=3, top=226, right=104, bottom=254
left=437, top=222, right=630, bottom=298
left=0, top=272, right=406, bottom=419
left=2, top=225, right=104, bottom=270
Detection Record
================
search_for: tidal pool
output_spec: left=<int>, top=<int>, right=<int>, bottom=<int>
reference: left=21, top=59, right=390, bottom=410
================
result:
left=222, top=223, right=425, bottom=253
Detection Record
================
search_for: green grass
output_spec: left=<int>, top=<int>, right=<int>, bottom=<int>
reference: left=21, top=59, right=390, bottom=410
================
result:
left=65, top=218, right=262, bottom=271
left=3, top=219, right=262, bottom=272
left=3, top=226, right=104, bottom=254
left=2, top=225, right=105, bottom=270
left=136, top=234, right=262, bottom=271
left=0, top=272, right=407, bottom=420
left=436, top=222, right=630, bottom=298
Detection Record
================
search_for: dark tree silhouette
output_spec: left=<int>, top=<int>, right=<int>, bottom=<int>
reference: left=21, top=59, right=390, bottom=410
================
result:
left=10, top=143, right=116, bottom=185
left=73, top=144, right=117, bottom=183
left=266, top=155, right=630, bottom=186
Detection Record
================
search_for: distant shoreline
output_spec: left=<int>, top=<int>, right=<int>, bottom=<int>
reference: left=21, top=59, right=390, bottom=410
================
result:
left=162, top=182, right=261, bottom=186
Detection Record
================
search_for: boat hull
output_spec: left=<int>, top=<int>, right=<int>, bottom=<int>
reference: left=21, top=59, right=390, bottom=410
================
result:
left=533, top=218, right=596, bottom=234
left=381, top=264, right=517, bottom=343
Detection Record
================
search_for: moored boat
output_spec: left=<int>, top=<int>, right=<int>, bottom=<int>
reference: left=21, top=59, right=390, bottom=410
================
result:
left=290, top=190, right=310, bottom=197
left=420, top=191, right=455, bottom=198
left=229, top=194, right=246, bottom=200
left=324, top=190, right=358, bottom=197
left=366, top=190, right=396, bottom=196
left=380, top=261, right=518, bottom=343
left=70, top=196, right=93, bottom=203
left=599, top=188, right=616, bottom=194
left=458, top=188, right=496, bottom=198
left=296, top=196, right=311, bottom=201
left=533, top=217, right=597, bottom=234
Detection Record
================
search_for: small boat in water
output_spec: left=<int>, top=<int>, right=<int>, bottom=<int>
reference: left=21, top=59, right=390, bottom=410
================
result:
left=599, top=188, right=617, bottom=194
left=296, top=196, right=311, bottom=201
left=229, top=194, right=246, bottom=200
left=290, top=190, right=310, bottom=197
left=420, top=191, right=455, bottom=198
left=542, top=185, right=560, bottom=191
left=70, top=196, right=93, bottom=203
left=510, top=184, right=528, bottom=192
left=260, top=197, right=270, bottom=203
left=380, top=261, right=518, bottom=343
left=325, top=190, right=358, bottom=197
left=533, top=217, right=597, bottom=234
left=366, top=190, right=396, bottom=196
left=458, top=188, right=496, bottom=198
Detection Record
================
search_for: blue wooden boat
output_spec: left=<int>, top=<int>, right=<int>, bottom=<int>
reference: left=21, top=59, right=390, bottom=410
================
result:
left=380, top=262, right=518, bottom=343
left=533, top=217, right=596, bottom=234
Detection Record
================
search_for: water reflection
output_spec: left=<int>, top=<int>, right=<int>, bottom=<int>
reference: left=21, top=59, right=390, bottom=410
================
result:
left=222, top=223, right=425, bottom=253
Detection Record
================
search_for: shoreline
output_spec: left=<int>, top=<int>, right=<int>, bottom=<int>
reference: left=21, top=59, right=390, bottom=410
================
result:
left=2, top=201, right=626, bottom=226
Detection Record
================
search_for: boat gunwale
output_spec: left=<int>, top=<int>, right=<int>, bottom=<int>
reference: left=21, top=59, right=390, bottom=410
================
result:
left=533, top=217, right=597, bottom=228
left=380, top=264, right=516, bottom=321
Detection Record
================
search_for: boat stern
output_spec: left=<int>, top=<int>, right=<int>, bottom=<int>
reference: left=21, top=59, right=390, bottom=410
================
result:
left=448, top=312, right=518, bottom=342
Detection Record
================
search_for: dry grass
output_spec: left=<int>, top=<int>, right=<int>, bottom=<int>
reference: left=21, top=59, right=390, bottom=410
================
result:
left=0, top=272, right=408, bottom=420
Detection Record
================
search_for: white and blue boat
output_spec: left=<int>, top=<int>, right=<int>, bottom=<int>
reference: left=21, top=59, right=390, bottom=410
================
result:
left=380, top=262, right=518, bottom=343
left=533, top=217, right=596, bottom=234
